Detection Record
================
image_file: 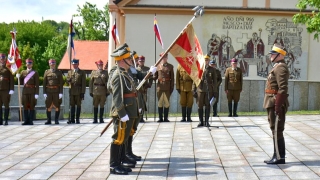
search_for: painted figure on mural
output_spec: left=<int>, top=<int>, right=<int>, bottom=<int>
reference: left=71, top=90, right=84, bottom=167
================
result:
left=207, top=33, right=220, bottom=68
left=246, top=32, right=265, bottom=59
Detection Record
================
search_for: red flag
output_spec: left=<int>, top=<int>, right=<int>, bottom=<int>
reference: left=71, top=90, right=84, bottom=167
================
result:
left=7, top=29, right=22, bottom=74
left=112, top=19, right=120, bottom=45
left=169, top=24, right=205, bottom=86
left=154, top=16, right=164, bottom=49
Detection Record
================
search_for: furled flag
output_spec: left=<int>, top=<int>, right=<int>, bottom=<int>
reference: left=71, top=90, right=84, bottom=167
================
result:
left=67, top=19, right=76, bottom=60
left=169, top=24, right=205, bottom=86
left=7, top=28, right=22, bottom=74
left=154, top=15, right=164, bottom=49
left=111, top=19, right=120, bottom=45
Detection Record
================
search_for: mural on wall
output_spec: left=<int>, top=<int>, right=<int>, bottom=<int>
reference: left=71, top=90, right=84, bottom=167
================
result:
left=206, top=16, right=304, bottom=79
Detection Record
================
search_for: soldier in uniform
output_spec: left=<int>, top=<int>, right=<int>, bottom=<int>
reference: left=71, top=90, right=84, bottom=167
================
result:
left=89, top=60, right=109, bottom=124
left=0, top=53, right=14, bottom=125
left=176, top=64, right=194, bottom=122
left=193, top=54, right=217, bottom=127
left=263, top=43, right=289, bottom=164
left=153, top=52, right=174, bottom=122
left=43, top=59, right=64, bottom=125
left=225, top=58, right=243, bottom=117
left=66, top=59, right=86, bottom=124
left=107, top=44, right=138, bottom=175
left=18, top=58, right=39, bottom=125
left=136, top=55, right=153, bottom=123
left=209, top=58, right=222, bottom=117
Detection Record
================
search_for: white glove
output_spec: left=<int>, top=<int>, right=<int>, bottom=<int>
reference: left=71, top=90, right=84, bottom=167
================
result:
left=120, top=114, right=129, bottom=122
left=59, top=93, right=63, bottom=99
left=16, top=73, right=20, bottom=78
left=149, top=66, right=157, bottom=75
left=139, top=108, right=142, bottom=113
left=44, top=94, right=47, bottom=99
left=9, top=90, right=14, bottom=95
left=35, top=94, right=39, bottom=99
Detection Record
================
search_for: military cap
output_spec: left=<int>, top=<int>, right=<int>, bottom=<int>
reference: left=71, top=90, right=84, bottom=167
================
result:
left=114, top=43, right=130, bottom=53
left=138, top=56, right=145, bottom=62
left=0, top=53, right=6, bottom=60
left=230, top=58, right=238, bottom=63
left=269, top=43, right=287, bottom=56
left=71, top=59, right=79, bottom=64
left=26, top=58, right=33, bottom=64
left=159, top=52, right=168, bottom=57
left=132, top=51, right=139, bottom=59
left=209, top=60, right=216, bottom=65
left=204, top=54, right=210, bottom=59
left=48, top=59, right=56, bottom=64
left=111, top=43, right=132, bottom=61
left=95, top=60, right=104, bottom=65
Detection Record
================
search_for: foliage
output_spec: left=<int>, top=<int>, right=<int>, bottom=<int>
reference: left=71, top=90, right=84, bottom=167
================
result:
left=293, top=0, right=320, bottom=40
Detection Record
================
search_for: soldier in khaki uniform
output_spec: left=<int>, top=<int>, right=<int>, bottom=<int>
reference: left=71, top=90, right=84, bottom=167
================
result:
left=66, top=59, right=86, bottom=124
left=225, top=58, right=243, bottom=117
left=193, top=55, right=217, bottom=127
left=153, top=52, right=174, bottom=122
left=43, top=59, right=64, bottom=124
left=263, top=43, right=289, bottom=164
left=89, top=60, right=109, bottom=124
left=107, top=44, right=138, bottom=175
left=209, top=59, right=222, bottom=117
left=0, top=53, right=14, bottom=125
left=18, top=58, right=39, bottom=125
left=176, top=64, right=194, bottom=122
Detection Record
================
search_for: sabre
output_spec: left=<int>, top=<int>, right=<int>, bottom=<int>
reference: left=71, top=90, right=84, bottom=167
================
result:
left=274, top=113, right=280, bottom=160
left=100, top=119, right=113, bottom=137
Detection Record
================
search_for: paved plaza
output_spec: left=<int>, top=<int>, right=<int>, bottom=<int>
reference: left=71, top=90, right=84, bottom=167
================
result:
left=0, top=115, right=319, bottom=180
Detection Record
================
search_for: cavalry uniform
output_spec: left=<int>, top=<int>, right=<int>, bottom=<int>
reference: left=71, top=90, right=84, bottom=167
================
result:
left=67, top=59, right=86, bottom=124
left=176, top=65, right=194, bottom=122
left=210, top=60, right=222, bottom=117
left=19, top=59, right=39, bottom=125
left=89, top=60, right=109, bottom=123
left=225, top=58, right=243, bottom=117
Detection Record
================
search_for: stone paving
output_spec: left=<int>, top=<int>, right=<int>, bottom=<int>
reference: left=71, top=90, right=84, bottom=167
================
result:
left=0, top=115, right=319, bottom=180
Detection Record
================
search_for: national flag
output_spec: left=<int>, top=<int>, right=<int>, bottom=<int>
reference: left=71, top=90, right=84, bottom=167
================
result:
left=154, top=16, right=164, bottom=49
left=111, top=19, right=120, bottom=45
left=67, top=19, right=76, bottom=60
left=6, top=28, right=22, bottom=74
left=169, top=24, right=205, bottom=86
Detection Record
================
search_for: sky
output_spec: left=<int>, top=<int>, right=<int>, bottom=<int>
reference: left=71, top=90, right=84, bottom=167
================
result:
left=0, top=0, right=108, bottom=23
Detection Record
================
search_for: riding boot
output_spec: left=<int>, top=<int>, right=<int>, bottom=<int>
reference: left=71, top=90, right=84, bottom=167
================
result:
left=54, top=111, right=60, bottom=124
left=4, top=109, right=9, bottom=125
left=126, top=136, right=141, bottom=161
left=0, top=109, right=2, bottom=125
left=22, top=110, right=29, bottom=125
left=110, top=144, right=128, bottom=175
left=180, top=107, right=186, bottom=122
left=29, top=110, right=34, bottom=125
left=99, top=108, right=104, bottom=123
left=164, top=108, right=170, bottom=122
left=213, top=104, right=218, bottom=117
left=76, top=106, right=81, bottom=124
left=70, top=106, right=75, bottom=123
left=45, top=110, right=51, bottom=125
left=121, top=144, right=136, bottom=168
left=228, top=103, right=233, bottom=117
left=205, top=107, right=210, bottom=127
left=157, top=107, right=163, bottom=122
left=233, top=102, right=238, bottom=117
left=187, top=107, right=192, bottom=122
left=264, top=139, right=276, bottom=163
left=197, top=108, right=204, bottom=127
left=93, top=108, right=98, bottom=123
left=265, top=138, right=286, bottom=164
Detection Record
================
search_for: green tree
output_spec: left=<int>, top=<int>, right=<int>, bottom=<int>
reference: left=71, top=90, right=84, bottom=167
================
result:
left=73, top=2, right=109, bottom=40
left=42, top=34, right=68, bottom=67
left=293, top=0, right=320, bottom=40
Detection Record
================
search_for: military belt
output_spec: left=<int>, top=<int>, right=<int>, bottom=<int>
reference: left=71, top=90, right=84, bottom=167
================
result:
left=94, top=83, right=105, bottom=86
left=203, top=80, right=212, bottom=84
left=158, top=78, right=170, bottom=82
left=0, top=77, right=9, bottom=81
left=123, top=92, right=137, bottom=98
left=25, top=84, right=35, bottom=88
left=46, top=85, right=59, bottom=89
left=265, top=89, right=278, bottom=94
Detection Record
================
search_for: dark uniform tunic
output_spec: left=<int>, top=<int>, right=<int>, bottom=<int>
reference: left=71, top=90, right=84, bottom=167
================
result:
left=20, top=69, right=39, bottom=109
left=0, top=65, right=14, bottom=109
left=89, top=70, right=109, bottom=108
left=67, top=68, right=86, bottom=106
left=136, top=65, right=152, bottom=108
left=195, top=65, right=217, bottom=107
left=43, top=69, right=64, bottom=109
left=224, top=67, right=243, bottom=103
left=176, top=65, right=194, bottom=108
left=213, top=68, right=222, bottom=106
left=263, top=60, right=289, bottom=139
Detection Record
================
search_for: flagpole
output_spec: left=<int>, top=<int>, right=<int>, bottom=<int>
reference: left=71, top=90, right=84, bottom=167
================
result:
left=154, top=13, right=157, bottom=122
left=13, top=29, right=23, bottom=122
left=136, top=6, right=204, bottom=91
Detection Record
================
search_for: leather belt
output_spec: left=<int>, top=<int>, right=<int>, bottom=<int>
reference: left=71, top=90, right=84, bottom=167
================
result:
left=94, top=83, right=105, bottom=86
left=123, top=93, right=137, bottom=98
left=203, top=80, right=212, bottom=84
left=25, top=84, right=35, bottom=88
left=46, top=85, right=59, bottom=89
left=0, top=77, right=9, bottom=81
left=158, top=78, right=170, bottom=82
left=265, top=89, right=278, bottom=94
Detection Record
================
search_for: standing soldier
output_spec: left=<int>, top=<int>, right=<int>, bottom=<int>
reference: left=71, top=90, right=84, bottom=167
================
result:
left=136, top=55, right=153, bottom=123
left=176, top=64, right=194, bottom=122
left=66, top=59, right=86, bottom=124
left=43, top=59, right=64, bottom=125
left=0, top=53, right=14, bottom=125
left=18, top=58, right=39, bottom=125
left=193, top=54, right=217, bottom=127
left=153, top=52, right=174, bottom=122
left=263, top=43, right=289, bottom=164
left=225, top=58, right=243, bottom=117
left=89, top=60, right=109, bottom=124
left=209, top=58, right=222, bottom=117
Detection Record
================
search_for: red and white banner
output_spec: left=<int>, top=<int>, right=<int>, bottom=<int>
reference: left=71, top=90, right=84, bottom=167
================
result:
left=7, top=29, right=22, bottom=74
